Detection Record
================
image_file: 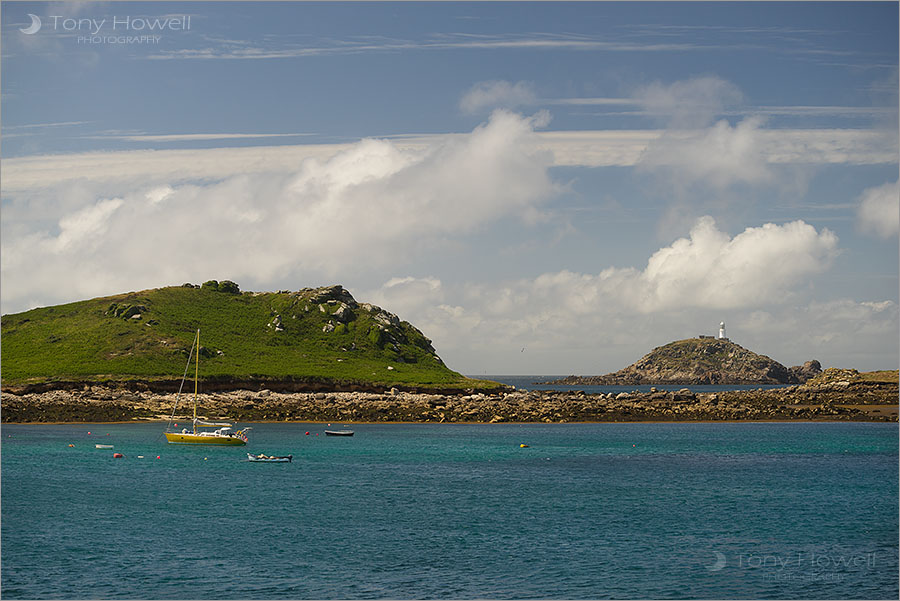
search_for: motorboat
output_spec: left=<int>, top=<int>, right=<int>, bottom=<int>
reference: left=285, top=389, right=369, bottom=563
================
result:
left=247, top=453, right=292, bottom=463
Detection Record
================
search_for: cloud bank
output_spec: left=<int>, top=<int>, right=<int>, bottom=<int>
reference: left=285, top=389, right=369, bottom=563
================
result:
left=1, top=110, right=558, bottom=312
left=363, top=217, right=877, bottom=373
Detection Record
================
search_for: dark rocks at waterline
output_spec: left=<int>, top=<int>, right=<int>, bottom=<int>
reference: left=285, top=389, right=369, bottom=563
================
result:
left=1, top=380, right=896, bottom=423
left=1, top=390, right=157, bottom=423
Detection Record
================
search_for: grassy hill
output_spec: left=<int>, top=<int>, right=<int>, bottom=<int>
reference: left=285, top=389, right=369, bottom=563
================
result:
left=1, top=282, right=499, bottom=392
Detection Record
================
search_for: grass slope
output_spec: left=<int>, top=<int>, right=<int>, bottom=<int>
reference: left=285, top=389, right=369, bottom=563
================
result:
left=1, top=283, right=497, bottom=390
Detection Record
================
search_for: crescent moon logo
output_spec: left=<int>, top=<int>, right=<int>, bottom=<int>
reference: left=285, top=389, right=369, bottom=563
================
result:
left=20, top=14, right=42, bottom=35
left=707, top=551, right=727, bottom=572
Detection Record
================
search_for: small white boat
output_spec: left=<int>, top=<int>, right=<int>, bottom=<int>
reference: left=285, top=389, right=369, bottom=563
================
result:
left=95, top=444, right=114, bottom=449
left=247, top=453, right=292, bottom=463
left=324, top=430, right=354, bottom=437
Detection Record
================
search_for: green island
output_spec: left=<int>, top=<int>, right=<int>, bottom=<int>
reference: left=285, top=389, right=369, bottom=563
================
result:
left=0, top=282, right=499, bottom=393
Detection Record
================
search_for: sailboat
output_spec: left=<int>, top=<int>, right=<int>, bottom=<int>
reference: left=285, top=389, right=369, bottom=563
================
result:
left=164, top=329, right=250, bottom=445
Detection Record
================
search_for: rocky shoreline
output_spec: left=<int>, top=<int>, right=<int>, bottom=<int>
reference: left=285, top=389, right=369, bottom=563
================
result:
left=2, top=376, right=896, bottom=423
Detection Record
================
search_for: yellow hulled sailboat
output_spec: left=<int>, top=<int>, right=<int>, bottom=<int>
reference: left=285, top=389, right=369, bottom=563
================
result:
left=164, top=329, right=249, bottom=445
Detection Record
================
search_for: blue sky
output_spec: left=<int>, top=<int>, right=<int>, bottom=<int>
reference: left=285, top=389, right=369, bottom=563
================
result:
left=2, top=1, right=898, bottom=375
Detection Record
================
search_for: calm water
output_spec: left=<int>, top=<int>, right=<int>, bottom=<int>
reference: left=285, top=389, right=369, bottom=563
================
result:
left=2, top=422, right=897, bottom=599
left=476, top=375, right=791, bottom=394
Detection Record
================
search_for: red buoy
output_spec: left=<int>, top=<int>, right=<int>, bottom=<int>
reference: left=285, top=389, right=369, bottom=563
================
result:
left=113, top=453, right=124, bottom=458
left=306, top=431, right=310, bottom=435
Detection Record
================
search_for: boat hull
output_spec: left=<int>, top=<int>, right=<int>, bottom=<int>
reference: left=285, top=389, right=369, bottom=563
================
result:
left=324, top=430, right=354, bottom=436
left=164, top=432, right=246, bottom=445
left=248, top=453, right=292, bottom=463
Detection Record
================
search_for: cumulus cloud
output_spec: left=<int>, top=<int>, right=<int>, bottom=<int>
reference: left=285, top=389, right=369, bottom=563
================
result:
left=368, top=217, right=861, bottom=374
left=857, top=179, right=899, bottom=238
left=1, top=110, right=559, bottom=313
left=460, top=80, right=537, bottom=114
left=635, top=216, right=838, bottom=310
left=477, top=217, right=838, bottom=316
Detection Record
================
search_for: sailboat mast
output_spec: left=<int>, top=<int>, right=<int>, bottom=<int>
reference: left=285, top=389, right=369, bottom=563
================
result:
left=193, top=328, right=199, bottom=432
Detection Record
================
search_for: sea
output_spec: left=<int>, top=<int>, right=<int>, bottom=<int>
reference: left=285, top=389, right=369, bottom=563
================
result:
left=2, top=421, right=897, bottom=599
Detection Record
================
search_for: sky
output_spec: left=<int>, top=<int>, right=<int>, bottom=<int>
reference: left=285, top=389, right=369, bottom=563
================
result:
left=2, top=1, right=898, bottom=376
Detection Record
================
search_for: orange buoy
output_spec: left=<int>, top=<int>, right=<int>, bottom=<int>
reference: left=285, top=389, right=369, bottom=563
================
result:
left=68, top=444, right=75, bottom=447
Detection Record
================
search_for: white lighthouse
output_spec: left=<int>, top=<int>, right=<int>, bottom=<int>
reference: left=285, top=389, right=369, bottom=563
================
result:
left=718, top=321, right=727, bottom=340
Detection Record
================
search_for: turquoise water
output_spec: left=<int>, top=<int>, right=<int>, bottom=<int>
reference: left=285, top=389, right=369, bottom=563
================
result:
left=2, top=422, right=897, bottom=599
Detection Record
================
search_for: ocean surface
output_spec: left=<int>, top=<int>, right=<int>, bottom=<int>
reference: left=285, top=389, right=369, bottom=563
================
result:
left=2, top=422, right=897, bottom=600
left=477, top=375, right=792, bottom=394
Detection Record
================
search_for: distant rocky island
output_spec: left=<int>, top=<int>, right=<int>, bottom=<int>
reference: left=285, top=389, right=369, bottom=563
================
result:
left=544, top=337, right=822, bottom=386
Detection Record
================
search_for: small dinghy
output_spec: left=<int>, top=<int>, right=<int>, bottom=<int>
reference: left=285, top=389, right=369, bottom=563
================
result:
left=324, top=430, right=354, bottom=436
left=247, top=453, right=292, bottom=463
left=95, top=444, right=114, bottom=449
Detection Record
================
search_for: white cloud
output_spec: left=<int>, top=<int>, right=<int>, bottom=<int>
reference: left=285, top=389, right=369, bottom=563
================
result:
left=53, top=197, right=123, bottom=252
left=366, top=276, right=447, bottom=320
left=459, top=80, right=537, bottom=114
left=628, top=76, right=899, bottom=194
left=483, top=217, right=839, bottom=315
left=1, top=110, right=559, bottom=313
left=857, top=180, right=899, bottom=238
left=635, top=217, right=838, bottom=310
left=632, top=75, right=744, bottom=128
left=638, top=117, right=773, bottom=190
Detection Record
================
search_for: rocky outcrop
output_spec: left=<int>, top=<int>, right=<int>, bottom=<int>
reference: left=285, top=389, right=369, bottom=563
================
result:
left=789, top=360, right=822, bottom=382
left=547, top=338, right=821, bottom=386
left=2, top=378, right=896, bottom=423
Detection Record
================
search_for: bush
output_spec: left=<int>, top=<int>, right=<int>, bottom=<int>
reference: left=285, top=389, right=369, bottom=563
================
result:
left=201, top=280, right=219, bottom=291
left=218, top=280, right=240, bottom=294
